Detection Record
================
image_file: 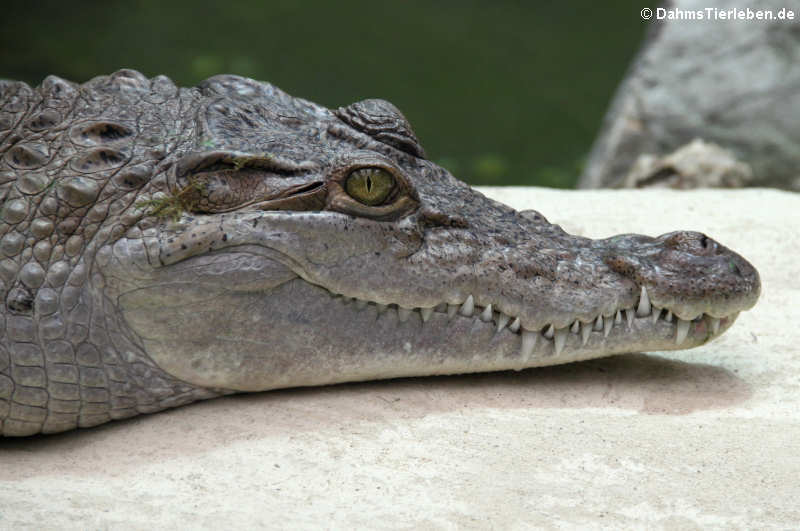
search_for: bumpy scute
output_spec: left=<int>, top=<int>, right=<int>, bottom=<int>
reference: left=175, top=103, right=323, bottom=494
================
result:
left=0, top=70, right=218, bottom=436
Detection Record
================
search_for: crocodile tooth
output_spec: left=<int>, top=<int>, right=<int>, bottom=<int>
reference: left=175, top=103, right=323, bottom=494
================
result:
left=509, top=317, right=521, bottom=333
left=355, top=299, right=368, bottom=310
left=593, top=314, right=603, bottom=331
left=625, top=309, right=634, bottom=328
left=459, top=295, right=474, bottom=317
left=603, top=315, right=613, bottom=337
left=615, top=310, right=622, bottom=325
left=376, top=303, right=388, bottom=314
left=676, top=318, right=690, bottom=344
left=398, top=307, right=412, bottom=322
left=447, top=304, right=459, bottom=318
left=636, top=286, right=651, bottom=317
left=521, top=330, right=537, bottom=359
left=570, top=320, right=580, bottom=334
left=554, top=327, right=567, bottom=356
left=651, top=307, right=661, bottom=324
left=544, top=324, right=554, bottom=339
left=710, top=316, right=720, bottom=335
left=581, top=321, right=591, bottom=346
left=420, top=307, right=433, bottom=322
left=480, top=304, right=493, bottom=322
left=665, top=310, right=673, bottom=322
left=496, top=313, right=510, bottom=332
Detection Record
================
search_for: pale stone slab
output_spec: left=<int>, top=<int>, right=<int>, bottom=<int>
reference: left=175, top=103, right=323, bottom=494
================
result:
left=0, top=187, right=797, bottom=529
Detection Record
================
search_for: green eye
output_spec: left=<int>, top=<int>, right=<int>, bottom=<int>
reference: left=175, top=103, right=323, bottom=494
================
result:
left=345, top=168, right=395, bottom=206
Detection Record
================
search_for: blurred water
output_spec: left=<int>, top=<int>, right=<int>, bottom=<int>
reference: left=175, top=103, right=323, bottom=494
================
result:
left=0, top=0, right=646, bottom=187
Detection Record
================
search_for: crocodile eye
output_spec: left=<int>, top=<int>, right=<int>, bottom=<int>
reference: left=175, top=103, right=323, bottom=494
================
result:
left=345, top=168, right=394, bottom=206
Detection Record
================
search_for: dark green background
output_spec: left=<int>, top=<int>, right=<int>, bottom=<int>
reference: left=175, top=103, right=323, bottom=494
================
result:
left=0, top=1, right=647, bottom=187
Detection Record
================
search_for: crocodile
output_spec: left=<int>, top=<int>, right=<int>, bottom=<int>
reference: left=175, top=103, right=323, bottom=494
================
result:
left=0, top=70, right=760, bottom=436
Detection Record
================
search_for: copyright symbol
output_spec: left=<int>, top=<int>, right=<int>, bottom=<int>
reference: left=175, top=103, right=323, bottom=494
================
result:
left=641, top=7, right=653, bottom=19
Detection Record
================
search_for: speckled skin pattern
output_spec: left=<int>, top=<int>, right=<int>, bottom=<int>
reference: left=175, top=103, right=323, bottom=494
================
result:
left=0, top=70, right=760, bottom=436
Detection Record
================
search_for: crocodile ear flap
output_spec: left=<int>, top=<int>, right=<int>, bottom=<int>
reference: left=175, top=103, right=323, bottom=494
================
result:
left=335, top=99, right=426, bottom=159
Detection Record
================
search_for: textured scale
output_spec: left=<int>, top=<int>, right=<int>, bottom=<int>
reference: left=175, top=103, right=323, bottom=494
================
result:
left=0, top=71, right=217, bottom=435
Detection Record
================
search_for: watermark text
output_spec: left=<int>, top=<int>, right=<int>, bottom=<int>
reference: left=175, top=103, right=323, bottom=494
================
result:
left=641, top=6, right=796, bottom=21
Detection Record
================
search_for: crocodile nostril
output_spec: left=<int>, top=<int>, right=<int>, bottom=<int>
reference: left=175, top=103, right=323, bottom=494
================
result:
left=698, top=234, right=720, bottom=254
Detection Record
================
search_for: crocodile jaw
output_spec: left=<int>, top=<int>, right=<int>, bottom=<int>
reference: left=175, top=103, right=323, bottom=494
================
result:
left=110, top=218, right=749, bottom=392
left=114, top=275, right=737, bottom=391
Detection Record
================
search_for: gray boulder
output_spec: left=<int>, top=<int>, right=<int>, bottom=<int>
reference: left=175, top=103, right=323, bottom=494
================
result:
left=579, top=0, right=800, bottom=191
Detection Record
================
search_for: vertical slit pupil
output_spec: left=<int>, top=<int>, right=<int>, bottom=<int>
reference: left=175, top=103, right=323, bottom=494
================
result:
left=366, top=174, right=373, bottom=192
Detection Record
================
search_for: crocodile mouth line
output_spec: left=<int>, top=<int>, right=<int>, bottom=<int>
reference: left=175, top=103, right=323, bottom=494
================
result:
left=325, top=285, right=737, bottom=358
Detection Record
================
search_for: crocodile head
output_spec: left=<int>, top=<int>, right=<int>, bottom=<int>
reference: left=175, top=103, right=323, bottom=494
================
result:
left=0, top=70, right=759, bottom=434
left=101, top=73, right=759, bottom=391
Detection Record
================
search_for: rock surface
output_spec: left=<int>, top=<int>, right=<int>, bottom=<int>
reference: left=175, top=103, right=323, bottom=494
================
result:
left=0, top=187, right=796, bottom=529
left=623, top=138, right=754, bottom=189
left=579, top=0, right=800, bottom=191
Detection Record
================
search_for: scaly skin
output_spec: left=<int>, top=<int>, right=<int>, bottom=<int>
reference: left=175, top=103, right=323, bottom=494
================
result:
left=0, top=70, right=760, bottom=436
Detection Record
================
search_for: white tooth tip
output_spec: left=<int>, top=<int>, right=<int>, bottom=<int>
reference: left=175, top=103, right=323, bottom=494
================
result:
left=676, top=319, right=690, bottom=344
left=459, top=295, right=474, bottom=317
left=509, top=317, right=521, bottom=333
left=420, top=307, right=433, bottom=322
left=570, top=320, right=580, bottom=334
left=398, top=307, right=412, bottom=322
left=603, top=315, right=613, bottom=338
left=710, top=316, right=720, bottom=335
left=544, top=324, right=554, bottom=339
left=665, top=310, right=673, bottom=322
left=447, top=304, right=458, bottom=318
left=593, top=314, right=603, bottom=331
left=521, top=330, right=537, bottom=359
left=625, top=309, right=634, bottom=328
left=554, top=327, right=567, bottom=356
left=615, top=310, right=622, bottom=324
left=480, top=304, right=493, bottom=322
left=636, top=286, right=651, bottom=317
left=496, top=313, right=511, bottom=332
left=651, top=307, right=660, bottom=324
left=581, top=321, right=591, bottom=346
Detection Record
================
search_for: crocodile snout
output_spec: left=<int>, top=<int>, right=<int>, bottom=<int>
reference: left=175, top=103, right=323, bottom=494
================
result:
left=661, top=231, right=760, bottom=288
left=603, top=230, right=760, bottom=320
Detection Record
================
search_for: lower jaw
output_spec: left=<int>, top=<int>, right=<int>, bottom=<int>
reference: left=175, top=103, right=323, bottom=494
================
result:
left=244, top=299, right=737, bottom=390
left=129, top=278, right=737, bottom=392
left=328, top=300, right=737, bottom=378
